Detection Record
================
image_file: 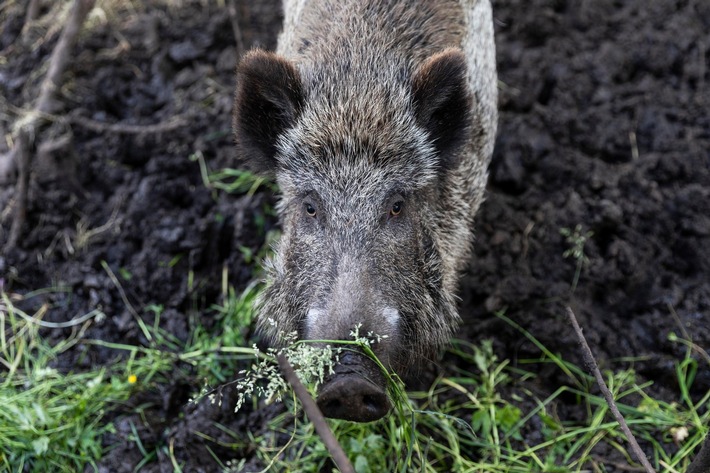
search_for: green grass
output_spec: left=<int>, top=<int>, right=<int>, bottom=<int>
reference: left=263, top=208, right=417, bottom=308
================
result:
left=2, top=280, right=707, bottom=472
left=229, top=315, right=709, bottom=473
left=0, top=276, right=259, bottom=472
left=190, top=151, right=278, bottom=199
left=0, top=292, right=146, bottom=471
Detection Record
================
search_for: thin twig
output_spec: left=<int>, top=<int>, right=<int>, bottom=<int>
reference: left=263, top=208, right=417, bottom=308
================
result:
left=25, top=0, right=42, bottom=24
left=37, top=0, right=95, bottom=116
left=227, top=0, right=245, bottom=58
left=69, top=113, right=189, bottom=134
left=565, top=306, right=656, bottom=473
left=667, top=302, right=710, bottom=366
left=100, top=261, right=139, bottom=320
left=277, top=353, right=355, bottom=473
left=13, top=305, right=104, bottom=329
left=6, top=130, right=30, bottom=248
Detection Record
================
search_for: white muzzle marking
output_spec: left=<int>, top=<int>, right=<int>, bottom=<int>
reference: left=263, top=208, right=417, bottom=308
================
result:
left=306, top=307, right=326, bottom=335
left=382, top=307, right=400, bottom=331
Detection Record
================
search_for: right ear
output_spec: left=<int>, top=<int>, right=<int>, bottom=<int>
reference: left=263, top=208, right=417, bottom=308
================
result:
left=233, top=50, right=304, bottom=174
left=411, top=48, right=472, bottom=169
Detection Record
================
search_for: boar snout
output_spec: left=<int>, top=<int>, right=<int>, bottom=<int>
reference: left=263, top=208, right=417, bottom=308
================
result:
left=317, top=351, right=391, bottom=422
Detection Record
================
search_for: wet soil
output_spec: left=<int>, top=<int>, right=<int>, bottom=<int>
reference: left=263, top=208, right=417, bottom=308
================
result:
left=1, top=0, right=708, bottom=471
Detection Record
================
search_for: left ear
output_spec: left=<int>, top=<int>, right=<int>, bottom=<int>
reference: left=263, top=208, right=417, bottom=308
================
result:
left=233, top=49, right=305, bottom=175
left=411, top=48, right=473, bottom=168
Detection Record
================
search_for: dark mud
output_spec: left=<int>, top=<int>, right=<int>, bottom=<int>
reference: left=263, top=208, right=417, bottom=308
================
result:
left=1, top=1, right=708, bottom=471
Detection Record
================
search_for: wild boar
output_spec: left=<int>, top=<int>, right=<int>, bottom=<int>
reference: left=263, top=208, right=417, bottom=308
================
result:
left=233, top=0, right=497, bottom=422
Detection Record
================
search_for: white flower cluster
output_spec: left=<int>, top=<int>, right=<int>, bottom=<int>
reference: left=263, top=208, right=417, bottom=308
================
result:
left=234, top=329, right=339, bottom=413
left=349, top=323, right=388, bottom=347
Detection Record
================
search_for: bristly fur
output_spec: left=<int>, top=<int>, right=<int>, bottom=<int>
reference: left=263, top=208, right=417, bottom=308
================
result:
left=233, top=0, right=497, bottom=375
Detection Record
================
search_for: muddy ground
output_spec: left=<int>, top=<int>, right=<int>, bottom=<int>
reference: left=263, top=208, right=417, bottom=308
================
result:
left=1, top=0, right=709, bottom=471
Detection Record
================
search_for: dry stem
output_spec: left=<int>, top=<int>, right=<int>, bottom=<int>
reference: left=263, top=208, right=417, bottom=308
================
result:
left=69, top=113, right=188, bottom=134
left=6, top=130, right=30, bottom=248
left=227, top=0, right=245, bottom=58
left=565, top=306, right=656, bottom=473
left=277, top=353, right=355, bottom=473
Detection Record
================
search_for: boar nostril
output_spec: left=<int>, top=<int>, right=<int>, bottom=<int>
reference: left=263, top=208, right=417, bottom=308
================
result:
left=316, top=376, right=391, bottom=423
left=319, top=397, right=341, bottom=412
left=362, top=394, right=379, bottom=411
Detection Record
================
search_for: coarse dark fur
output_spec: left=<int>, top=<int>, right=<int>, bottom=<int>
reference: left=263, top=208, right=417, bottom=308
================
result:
left=233, top=0, right=497, bottom=375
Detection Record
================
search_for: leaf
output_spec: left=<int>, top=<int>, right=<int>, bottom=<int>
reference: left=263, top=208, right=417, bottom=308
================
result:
left=472, top=410, right=492, bottom=437
left=354, top=455, right=370, bottom=473
left=349, top=437, right=363, bottom=453
left=32, top=436, right=50, bottom=455
left=497, top=404, right=522, bottom=432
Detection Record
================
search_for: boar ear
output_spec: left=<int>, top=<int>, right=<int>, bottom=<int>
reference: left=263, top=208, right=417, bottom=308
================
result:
left=233, top=50, right=304, bottom=174
left=411, top=48, right=472, bottom=167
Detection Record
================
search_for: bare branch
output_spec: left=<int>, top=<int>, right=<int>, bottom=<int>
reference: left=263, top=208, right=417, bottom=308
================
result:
left=227, top=0, right=245, bottom=58
left=565, top=306, right=657, bottom=473
left=37, top=0, right=95, bottom=117
left=4, top=0, right=95, bottom=250
left=25, top=0, right=42, bottom=24
left=5, top=130, right=30, bottom=249
left=277, top=353, right=355, bottom=473
left=69, top=113, right=188, bottom=134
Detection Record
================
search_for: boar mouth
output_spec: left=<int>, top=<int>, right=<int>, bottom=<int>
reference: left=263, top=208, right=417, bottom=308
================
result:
left=316, top=351, right=391, bottom=423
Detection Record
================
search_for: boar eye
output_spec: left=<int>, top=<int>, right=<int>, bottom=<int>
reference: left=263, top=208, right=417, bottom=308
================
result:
left=305, top=202, right=317, bottom=217
left=390, top=201, right=403, bottom=217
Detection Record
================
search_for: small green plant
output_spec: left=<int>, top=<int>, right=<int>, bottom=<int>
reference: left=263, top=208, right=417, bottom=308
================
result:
left=118, top=267, right=132, bottom=281
left=180, top=281, right=262, bottom=384
left=453, top=340, right=522, bottom=444
left=560, top=224, right=594, bottom=293
left=190, top=150, right=277, bottom=197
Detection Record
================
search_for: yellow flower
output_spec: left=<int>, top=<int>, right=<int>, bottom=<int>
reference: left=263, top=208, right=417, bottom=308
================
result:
left=128, top=374, right=138, bottom=384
